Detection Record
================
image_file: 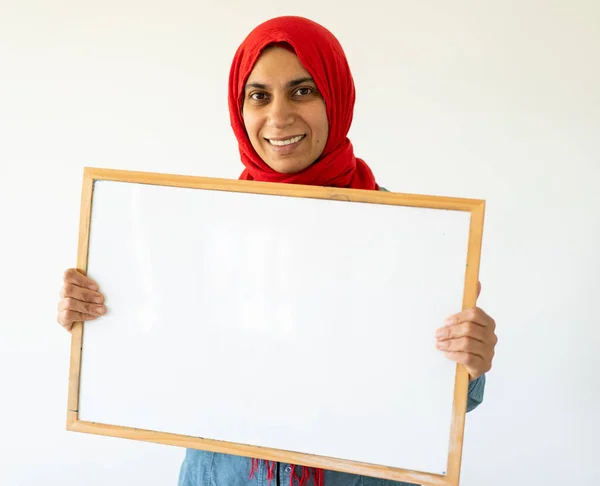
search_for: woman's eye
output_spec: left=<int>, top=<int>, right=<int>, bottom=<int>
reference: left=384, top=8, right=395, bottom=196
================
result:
left=250, top=92, right=268, bottom=101
left=295, top=87, right=313, bottom=96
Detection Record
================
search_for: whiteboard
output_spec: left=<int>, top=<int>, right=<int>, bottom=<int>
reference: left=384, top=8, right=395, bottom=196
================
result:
left=69, top=168, right=484, bottom=485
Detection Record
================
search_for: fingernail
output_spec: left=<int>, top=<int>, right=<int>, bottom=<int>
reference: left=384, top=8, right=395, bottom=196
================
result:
left=95, top=296, right=104, bottom=304
left=444, top=316, right=455, bottom=326
left=88, top=284, right=98, bottom=291
left=95, top=306, right=105, bottom=315
left=436, top=328, right=445, bottom=339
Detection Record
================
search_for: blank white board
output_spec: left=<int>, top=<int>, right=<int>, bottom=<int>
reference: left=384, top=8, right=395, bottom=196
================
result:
left=70, top=169, right=483, bottom=484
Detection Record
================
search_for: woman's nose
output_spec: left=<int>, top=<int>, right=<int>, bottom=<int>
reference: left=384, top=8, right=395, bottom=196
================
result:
left=267, top=97, right=295, bottom=129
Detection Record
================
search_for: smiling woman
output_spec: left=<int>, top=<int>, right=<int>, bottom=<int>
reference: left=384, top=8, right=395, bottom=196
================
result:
left=242, top=46, right=329, bottom=174
left=228, top=16, right=381, bottom=190
left=56, top=14, right=496, bottom=486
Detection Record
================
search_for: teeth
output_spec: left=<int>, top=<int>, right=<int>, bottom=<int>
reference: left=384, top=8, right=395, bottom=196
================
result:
left=269, top=135, right=304, bottom=146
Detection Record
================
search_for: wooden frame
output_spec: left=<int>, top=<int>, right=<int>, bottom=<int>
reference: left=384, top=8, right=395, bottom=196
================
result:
left=67, top=167, right=485, bottom=486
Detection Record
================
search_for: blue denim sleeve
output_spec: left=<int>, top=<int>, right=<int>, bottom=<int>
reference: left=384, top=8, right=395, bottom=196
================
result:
left=466, top=374, right=486, bottom=412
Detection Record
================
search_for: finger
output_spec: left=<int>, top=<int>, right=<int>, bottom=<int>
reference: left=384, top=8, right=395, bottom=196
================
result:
left=436, top=321, right=495, bottom=344
left=61, top=282, right=104, bottom=304
left=58, top=297, right=106, bottom=317
left=63, top=268, right=99, bottom=291
left=436, top=336, right=488, bottom=359
left=442, top=351, right=488, bottom=372
left=57, top=309, right=100, bottom=330
left=445, top=306, right=496, bottom=331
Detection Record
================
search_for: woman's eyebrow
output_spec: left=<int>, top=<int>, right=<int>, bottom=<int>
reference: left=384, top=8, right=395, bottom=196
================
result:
left=286, top=77, right=314, bottom=88
left=245, top=77, right=315, bottom=91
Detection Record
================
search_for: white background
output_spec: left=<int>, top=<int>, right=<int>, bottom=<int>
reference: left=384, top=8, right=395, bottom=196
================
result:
left=0, top=1, right=598, bottom=485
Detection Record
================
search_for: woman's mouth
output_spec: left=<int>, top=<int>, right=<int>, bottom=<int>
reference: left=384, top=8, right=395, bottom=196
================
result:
left=265, top=134, right=306, bottom=155
left=266, top=134, right=306, bottom=146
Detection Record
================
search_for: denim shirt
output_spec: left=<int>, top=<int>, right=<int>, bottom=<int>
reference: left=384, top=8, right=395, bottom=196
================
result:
left=178, top=376, right=486, bottom=486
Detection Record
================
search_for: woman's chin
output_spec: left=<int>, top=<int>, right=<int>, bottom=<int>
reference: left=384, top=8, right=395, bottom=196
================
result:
left=265, top=157, right=314, bottom=175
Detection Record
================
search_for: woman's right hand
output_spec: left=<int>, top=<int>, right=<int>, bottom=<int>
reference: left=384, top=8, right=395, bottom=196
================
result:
left=57, top=268, right=106, bottom=332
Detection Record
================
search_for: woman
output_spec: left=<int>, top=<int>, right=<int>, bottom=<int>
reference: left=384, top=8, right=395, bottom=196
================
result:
left=57, top=16, right=497, bottom=486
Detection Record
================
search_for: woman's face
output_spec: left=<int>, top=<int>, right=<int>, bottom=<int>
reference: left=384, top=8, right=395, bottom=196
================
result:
left=242, top=46, right=329, bottom=174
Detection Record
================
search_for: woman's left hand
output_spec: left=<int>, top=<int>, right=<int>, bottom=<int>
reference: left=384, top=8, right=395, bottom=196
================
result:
left=435, top=282, right=497, bottom=380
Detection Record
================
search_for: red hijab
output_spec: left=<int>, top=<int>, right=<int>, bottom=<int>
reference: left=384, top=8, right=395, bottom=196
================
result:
left=228, top=16, right=379, bottom=190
